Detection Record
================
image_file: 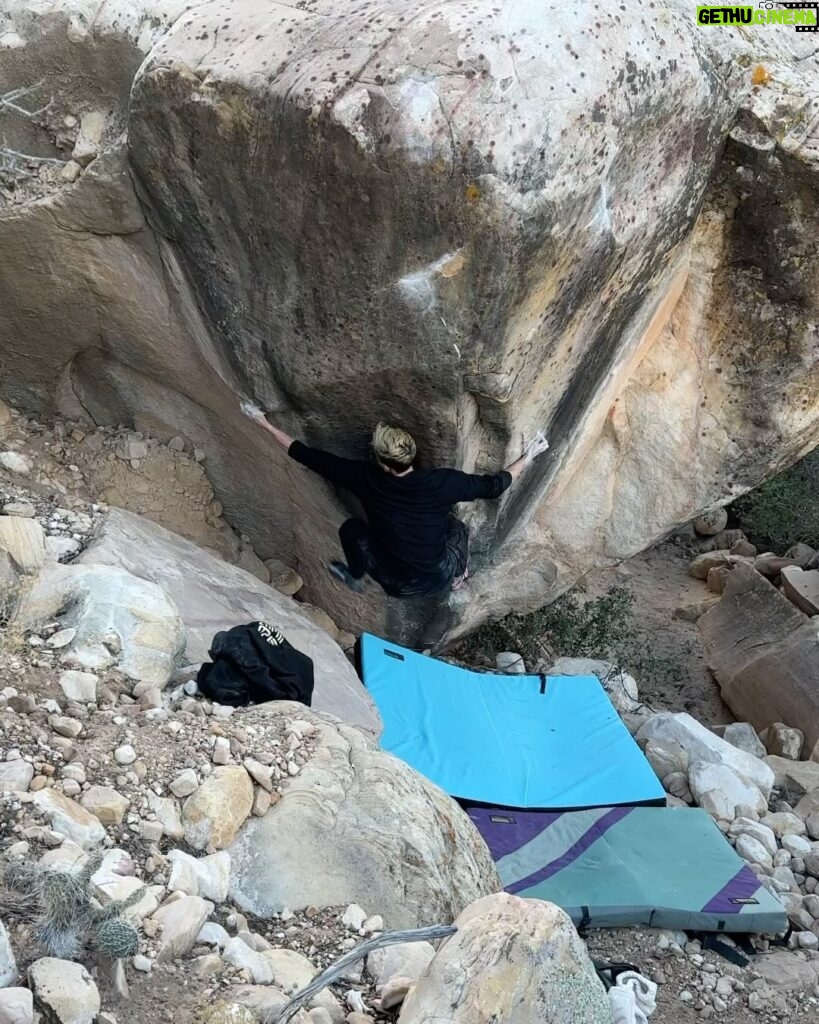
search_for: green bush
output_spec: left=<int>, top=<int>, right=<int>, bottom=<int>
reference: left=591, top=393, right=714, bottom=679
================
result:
left=461, top=586, right=682, bottom=683
left=734, top=447, right=819, bottom=553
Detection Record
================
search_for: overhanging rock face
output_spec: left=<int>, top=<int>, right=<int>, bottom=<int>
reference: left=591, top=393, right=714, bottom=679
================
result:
left=1, top=1, right=818, bottom=644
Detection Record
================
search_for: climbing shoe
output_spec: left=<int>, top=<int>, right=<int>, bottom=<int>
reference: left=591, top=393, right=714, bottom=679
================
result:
left=328, top=561, right=365, bottom=594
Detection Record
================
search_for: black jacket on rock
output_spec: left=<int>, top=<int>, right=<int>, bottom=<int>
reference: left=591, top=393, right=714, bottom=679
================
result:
left=196, top=621, right=314, bottom=708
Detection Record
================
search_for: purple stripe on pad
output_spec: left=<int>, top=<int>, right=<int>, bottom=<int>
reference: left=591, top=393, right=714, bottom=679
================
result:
left=507, top=806, right=634, bottom=896
left=701, top=866, right=761, bottom=915
left=467, top=807, right=563, bottom=861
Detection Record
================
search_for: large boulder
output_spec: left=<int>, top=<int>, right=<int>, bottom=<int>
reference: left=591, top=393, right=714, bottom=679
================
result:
left=699, top=562, right=819, bottom=752
left=397, top=893, right=610, bottom=1023
left=0, top=3, right=816, bottom=646
left=13, top=560, right=184, bottom=685
left=1, top=8, right=818, bottom=643
left=79, top=510, right=379, bottom=732
left=228, top=704, right=499, bottom=928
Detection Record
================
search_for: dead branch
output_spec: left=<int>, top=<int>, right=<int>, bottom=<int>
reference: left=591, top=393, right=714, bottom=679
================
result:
left=266, top=923, right=456, bottom=1024
left=0, top=81, right=53, bottom=119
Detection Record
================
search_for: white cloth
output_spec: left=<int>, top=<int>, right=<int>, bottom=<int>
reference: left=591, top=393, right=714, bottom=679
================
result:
left=608, top=971, right=658, bottom=1024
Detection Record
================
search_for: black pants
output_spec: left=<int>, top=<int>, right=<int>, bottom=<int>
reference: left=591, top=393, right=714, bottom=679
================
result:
left=339, top=517, right=469, bottom=598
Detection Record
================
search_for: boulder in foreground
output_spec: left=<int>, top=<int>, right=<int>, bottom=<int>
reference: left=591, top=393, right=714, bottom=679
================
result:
left=397, top=893, right=610, bottom=1023
left=228, top=703, right=499, bottom=928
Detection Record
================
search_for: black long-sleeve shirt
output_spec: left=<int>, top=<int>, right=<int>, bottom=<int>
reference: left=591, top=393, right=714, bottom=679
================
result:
left=288, top=440, right=512, bottom=575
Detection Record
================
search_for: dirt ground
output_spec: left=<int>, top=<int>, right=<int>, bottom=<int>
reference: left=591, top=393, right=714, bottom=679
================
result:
left=582, top=538, right=732, bottom=727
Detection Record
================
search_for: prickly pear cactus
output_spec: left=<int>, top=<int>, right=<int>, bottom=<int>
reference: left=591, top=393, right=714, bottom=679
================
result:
left=2, top=852, right=146, bottom=962
left=94, top=917, right=139, bottom=959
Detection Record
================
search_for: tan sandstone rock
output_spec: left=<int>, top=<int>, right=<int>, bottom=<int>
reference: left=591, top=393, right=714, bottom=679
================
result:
left=0, top=517, right=48, bottom=573
left=183, top=766, right=253, bottom=852
left=151, top=896, right=213, bottom=962
left=397, top=893, right=610, bottom=1023
left=228, top=704, right=500, bottom=929
left=700, top=563, right=819, bottom=752
left=0, top=3, right=816, bottom=650
left=782, top=567, right=819, bottom=617
left=79, top=510, right=379, bottom=732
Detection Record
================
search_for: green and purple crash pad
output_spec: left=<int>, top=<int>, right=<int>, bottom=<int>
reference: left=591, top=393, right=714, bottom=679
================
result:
left=468, top=805, right=787, bottom=934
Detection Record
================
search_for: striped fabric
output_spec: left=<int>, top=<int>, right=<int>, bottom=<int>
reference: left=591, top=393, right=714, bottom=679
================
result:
left=469, top=806, right=786, bottom=934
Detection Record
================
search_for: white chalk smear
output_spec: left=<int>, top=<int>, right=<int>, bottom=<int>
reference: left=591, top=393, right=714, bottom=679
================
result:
left=524, top=430, right=549, bottom=463
left=240, top=399, right=264, bottom=419
left=398, top=250, right=459, bottom=312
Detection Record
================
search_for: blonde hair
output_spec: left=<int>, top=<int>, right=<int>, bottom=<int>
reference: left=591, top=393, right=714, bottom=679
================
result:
left=372, top=422, right=417, bottom=469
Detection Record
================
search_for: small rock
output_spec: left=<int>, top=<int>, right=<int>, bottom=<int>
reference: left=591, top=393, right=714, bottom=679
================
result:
left=723, top=722, right=767, bottom=759
left=0, top=987, right=33, bottom=1024
left=114, top=745, right=136, bottom=766
left=495, top=652, right=525, bottom=674
left=212, top=737, right=231, bottom=765
left=381, top=977, right=412, bottom=1010
left=0, top=516, right=48, bottom=571
left=80, top=786, right=129, bottom=825
left=689, top=761, right=766, bottom=821
left=223, top=937, right=273, bottom=985
left=0, top=452, right=31, bottom=476
left=342, top=904, right=367, bottom=932
left=182, top=765, right=253, bottom=851
left=46, top=537, right=81, bottom=561
left=782, top=834, right=812, bottom=857
left=693, top=508, right=728, bottom=536
left=243, top=758, right=273, bottom=792
left=48, top=628, right=77, bottom=650
left=147, top=794, right=184, bottom=841
left=251, top=789, right=271, bottom=817
left=59, top=671, right=98, bottom=704
left=765, top=723, right=805, bottom=761
left=133, top=956, right=152, bottom=974
left=728, top=818, right=778, bottom=858
left=762, top=811, right=807, bottom=839
left=140, top=820, right=164, bottom=843
left=60, top=160, right=82, bottom=183
left=167, top=850, right=230, bottom=903
left=49, top=716, right=83, bottom=739
left=0, top=921, right=17, bottom=987
left=28, top=958, right=100, bottom=1024
left=236, top=548, right=270, bottom=584
left=367, top=941, right=435, bottom=991
left=170, top=768, right=199, bottom=798
left=32, top=789, right=105, bottom=849
left=362, top=915, right=384, bottom=936
left=2, top=502, right=34, bottom=518
left=0, top=760, right=34, bottom=794
left=734, top=834, right=774, bottom=871
left=197, top=923, right=230, bottom=950
left=804, top=893, right=819, bottom=918
left=151, top=896, right=213, bottom=962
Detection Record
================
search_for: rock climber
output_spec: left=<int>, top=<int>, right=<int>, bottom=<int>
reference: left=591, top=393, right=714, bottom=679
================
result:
left=246, top=407, right=549, bottom=598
